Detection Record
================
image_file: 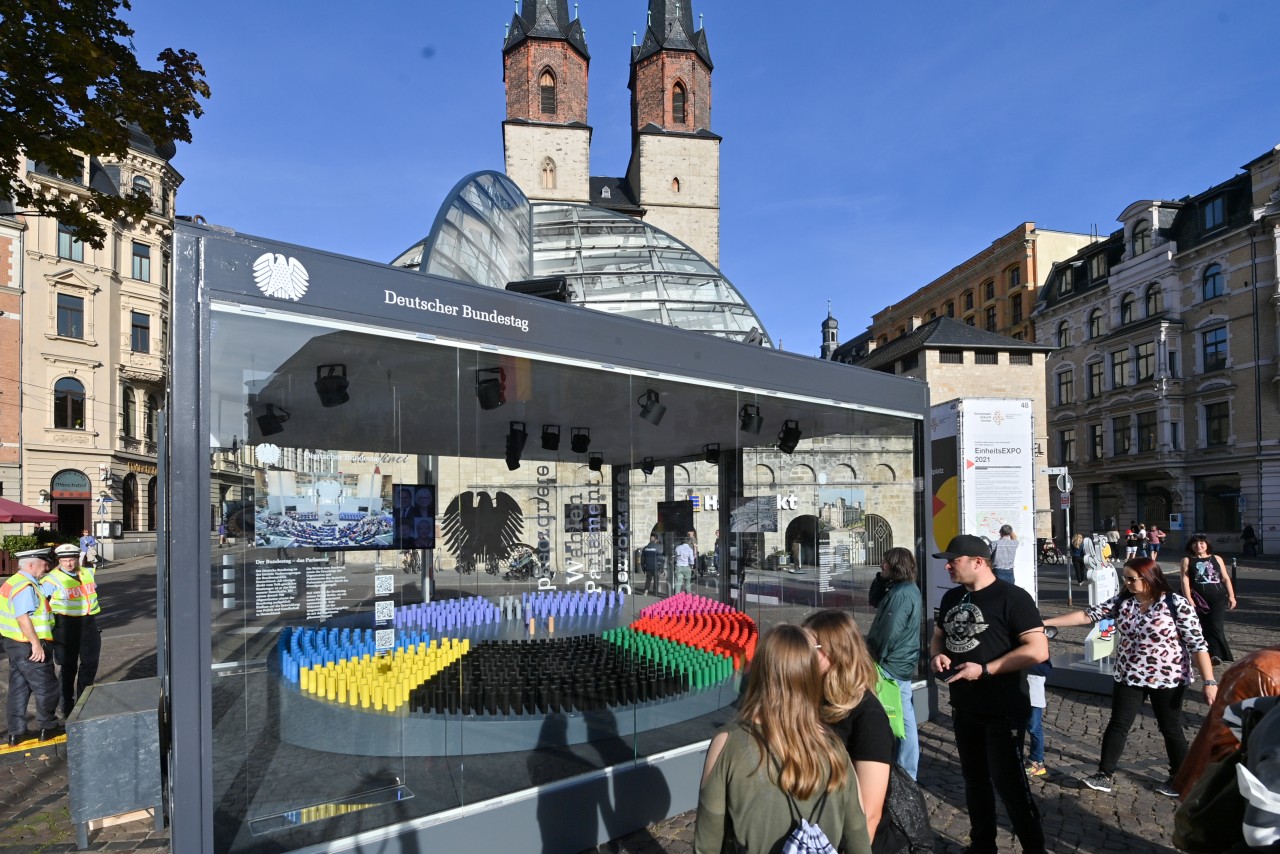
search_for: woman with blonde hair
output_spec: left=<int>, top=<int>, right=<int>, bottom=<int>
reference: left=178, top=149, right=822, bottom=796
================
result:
left=805, top=609, right=895, bottom=850
left=696, top=624, right=872, bottom=854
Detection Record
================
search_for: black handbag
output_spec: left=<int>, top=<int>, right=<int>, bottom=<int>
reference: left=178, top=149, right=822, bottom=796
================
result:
left=874, top=764, right=933, bottom=853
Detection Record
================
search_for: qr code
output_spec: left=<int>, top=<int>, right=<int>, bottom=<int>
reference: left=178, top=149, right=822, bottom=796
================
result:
left=374, top=574, right=394, bottom=595
left=374, top=600, right=395, bottom=623
left=375, top=629, right=394, bottom=651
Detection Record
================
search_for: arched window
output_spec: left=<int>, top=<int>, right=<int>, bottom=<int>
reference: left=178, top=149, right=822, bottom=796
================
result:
left=145, top=394, right=159, bottom=442
left=539, top=70, right=556, bottom=115
left=540, top=157, right=556, bottom=190
left=1056, top=321, right=1070, bottom=348
left=1087, top=309, right=1103, bottom=339
left=132, top=175, right=151, bottom=204
left=54, top=378, right=85, bottom=429
left=1145, top=284, right=1163, bottom=316
left=671, top=82, right=687, bottom=124
left=1132, top=219, right=1151, bottom=255
left=1202, top=263, right=1225, bottom=300
left=123, top=473, right=138, bottom=531
left=671, top=177, right=680, bottom=193
left=121, top=386, right=136, bottom=438
left=147, top=476, right=158, bottom=531
left=1119, top=293, right=1135, bottom=324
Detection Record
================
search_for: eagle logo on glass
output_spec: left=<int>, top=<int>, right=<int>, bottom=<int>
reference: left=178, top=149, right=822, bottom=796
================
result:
left=251, top=253, right=309, bottom=301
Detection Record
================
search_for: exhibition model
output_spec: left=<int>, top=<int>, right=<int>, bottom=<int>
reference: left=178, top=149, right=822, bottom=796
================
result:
left=274, top=591, right=755, bottom=756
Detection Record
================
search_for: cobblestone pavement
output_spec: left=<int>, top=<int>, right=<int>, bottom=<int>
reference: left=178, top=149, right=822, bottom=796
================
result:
left=2, top=556, right=1276, bottom=853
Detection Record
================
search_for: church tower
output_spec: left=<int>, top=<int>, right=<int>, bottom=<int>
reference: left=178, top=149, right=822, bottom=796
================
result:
left=627, top=0, right=720, bottom=265
left=821, top=307, right=840, bottom=360
left=502, top=0, right=591, bottom=204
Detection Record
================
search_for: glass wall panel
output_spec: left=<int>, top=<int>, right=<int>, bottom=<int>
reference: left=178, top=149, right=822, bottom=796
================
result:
left=205, top=305, right=921, bottom=851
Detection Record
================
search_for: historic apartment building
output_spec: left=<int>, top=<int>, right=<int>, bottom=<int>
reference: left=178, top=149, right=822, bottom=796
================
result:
left=828, top=317, right=1055, bottom=540
left=0, top=204, right=23, bottom=503
left=502, top=0, right=721, bottom=265
left=861, top=222, right=1096, bottom=349
left=13, top=126, right=181, bottom=556
left=1034, top=141, right=1280, bottom=552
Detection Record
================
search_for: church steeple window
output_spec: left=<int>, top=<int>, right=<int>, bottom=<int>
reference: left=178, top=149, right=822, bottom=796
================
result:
left=541, top=157, right=557, bottom=190
left=671, top=82, right=686, bottom=124
left=539, top=70, right=557, bottom=115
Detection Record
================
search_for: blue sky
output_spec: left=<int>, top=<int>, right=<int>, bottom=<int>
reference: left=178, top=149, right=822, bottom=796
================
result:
left=127, top=1, right=1280, bottom=355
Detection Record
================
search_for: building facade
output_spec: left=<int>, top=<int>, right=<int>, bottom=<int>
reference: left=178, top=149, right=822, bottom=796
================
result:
left=502, top=0, right=721, bottom=265
left=14, top=128, right=180, bottom=556
left=1034, top=141, right=1280, bottom=553
left=866, top=222, right=1096, bottom=347
left=0, top=204, right=23, bottom=504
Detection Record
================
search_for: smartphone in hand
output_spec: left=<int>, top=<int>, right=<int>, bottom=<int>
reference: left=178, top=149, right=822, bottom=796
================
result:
left=937, top=664, right=966, bottom=682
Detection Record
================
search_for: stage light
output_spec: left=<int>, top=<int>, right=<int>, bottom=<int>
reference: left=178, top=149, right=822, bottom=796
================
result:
left=777, top=420, right=802, bottom=454
left=256, top=404, right=290, bottom=437
left=703, top=443, right=720, bottom=465
left=314, top=364, right=350, bottom=407
left=475, top=367, right=506, bottom=410
left=739, top=404, right=763, bottom=435
left=505, top=421, right=528, bottom=471
left=641, top=457, right=655, bottom=476
left=588, top=453, right=604, bottom=472
left=570, top=428, right=591, bottom=453
left=637, top=389, right=667, bottom=426
left=540, top=424, right=560, bottom=451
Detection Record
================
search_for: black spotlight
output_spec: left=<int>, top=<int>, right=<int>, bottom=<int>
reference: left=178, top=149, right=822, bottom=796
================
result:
left=570, top=428, right=591, bottom=454
left=475, top=367, right=506, bottom=410
left=640, top=457, right=655, bottom=476
left=505, top=421, right=528, bottom=471
left=739, top=404, right=763, bottom=435
left=588, top=453, right=604, bottom=472
left=256, top=404, right=290, bottom=437
left=777, top=420, right=803, bottom=454
left=637, top=389, right=667, bottom=426
left=540, top=424, right=560, bottom=451
left=314, top=364, right=350, bottom=407
left=703, top=443, right=720, bottom=465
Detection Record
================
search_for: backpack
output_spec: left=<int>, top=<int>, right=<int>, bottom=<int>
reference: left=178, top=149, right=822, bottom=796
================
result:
left=877, top=763, right=935, bottom=853
left=768, top=753, right=838, bottom=854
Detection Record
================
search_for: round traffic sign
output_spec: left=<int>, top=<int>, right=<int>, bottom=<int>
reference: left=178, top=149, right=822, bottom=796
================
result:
left=1056, top=474, right=1073, bottom=493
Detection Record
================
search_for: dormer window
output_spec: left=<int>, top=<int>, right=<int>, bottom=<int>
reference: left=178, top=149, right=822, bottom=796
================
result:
left=1202, top=196, right=1224, bottom=231
left=539, top=70, right=556, bottom=115
left=1132, top=219, right=1151, bottom=255
left=600, top=186, right=611, bottom=199
left=671, top=82, right=687, bottom=124
left=1088, top=253, right=1108, bottom=281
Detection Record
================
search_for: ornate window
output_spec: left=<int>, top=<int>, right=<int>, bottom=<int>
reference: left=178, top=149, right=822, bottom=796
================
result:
left=54, top=378, right=85, bottom=429
left=122, top=385, right=136, bottom=438
left=132, top=175, right=151, bottom=204
left=671, top=82, right=686, bottom=124
left=1132, top=219, right=1151, bottom=255
left=539, top=70, right=556, bottom=114
left=540, top=157, right=556, bottom=190
left=1202, top=327, right=1227, bottom=372
left=1202, top=263, right=1225, bottom=300
left=1145, top=283, right=1162, bottom=315
left=57, top=293, right=84, bottom=338
left=131, top=311, right=150, bottom=353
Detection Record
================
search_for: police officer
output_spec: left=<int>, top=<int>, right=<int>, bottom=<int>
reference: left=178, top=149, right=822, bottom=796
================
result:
left=45, top=542, right=102, bottom=717
left=1, top=549, right=61, bottom=746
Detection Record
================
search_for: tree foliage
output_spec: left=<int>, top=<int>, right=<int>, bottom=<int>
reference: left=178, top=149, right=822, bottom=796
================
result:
left=0, top=0, right=210, bottom=247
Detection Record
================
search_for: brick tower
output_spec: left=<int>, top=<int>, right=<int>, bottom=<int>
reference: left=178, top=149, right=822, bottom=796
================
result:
left=626, top=0, right=720, bottom=264
left=502, top=0, right=592, bottom=204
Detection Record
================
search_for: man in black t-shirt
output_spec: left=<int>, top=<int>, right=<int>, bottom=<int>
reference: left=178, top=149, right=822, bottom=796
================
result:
left=640, top=535, right=662, bottom=595
left=930, top=534, right=1048, bottom=854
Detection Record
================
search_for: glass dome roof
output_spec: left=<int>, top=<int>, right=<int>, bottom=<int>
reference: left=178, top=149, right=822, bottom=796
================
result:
left=392, top=171, right=771, bottom=346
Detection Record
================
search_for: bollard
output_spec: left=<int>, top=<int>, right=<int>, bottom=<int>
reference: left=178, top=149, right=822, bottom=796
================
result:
left=1231, top=556, right=1238, bottom=583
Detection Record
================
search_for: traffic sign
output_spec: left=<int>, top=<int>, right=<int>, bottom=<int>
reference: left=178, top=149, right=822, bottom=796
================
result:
left=1056, top=474, right=1073, bottom=493
left=1041, top=466, right=1068, bottom=475
left=1060, top=492, right=1072, bottom=509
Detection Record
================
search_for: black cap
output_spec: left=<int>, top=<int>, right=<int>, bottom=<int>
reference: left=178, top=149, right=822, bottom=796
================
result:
left=933, top=534, right=990, bottom=561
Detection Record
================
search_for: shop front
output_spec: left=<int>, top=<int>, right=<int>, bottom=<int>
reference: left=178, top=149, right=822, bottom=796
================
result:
left=164, top=222, right=929, bottom=852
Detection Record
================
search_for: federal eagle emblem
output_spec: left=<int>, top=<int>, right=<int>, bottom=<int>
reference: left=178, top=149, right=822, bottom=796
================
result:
left=441, top=491, right=524, bottom=575
left=251, top=252, right=309, bottom=301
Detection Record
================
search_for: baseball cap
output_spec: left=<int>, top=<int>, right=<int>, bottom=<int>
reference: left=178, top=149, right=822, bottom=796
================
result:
left=933, top=534, right=991, bottom=561
left=54, top=543, right=80, bottom=557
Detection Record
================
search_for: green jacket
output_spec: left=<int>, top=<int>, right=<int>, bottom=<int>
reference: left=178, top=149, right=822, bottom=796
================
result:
left=865, top=578, right=922, bottom=681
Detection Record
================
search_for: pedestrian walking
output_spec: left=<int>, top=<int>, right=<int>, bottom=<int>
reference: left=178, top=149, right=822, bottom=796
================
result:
left=44, top=542, right=103, bottom=717
left=1181, top=534, right=1236, bottom=664
left=1124, top=522, right=1142, bottom=561
left=1023, top=660, right=1052, bottom=777
left=1, top=549, right=62, bottom=746
left=866, top=546, right=923, bottom=780
left=695, top=623, right=872, bottom=854
left=1146, top=523, right=1165, bottom=559
left=930, top=534, right=1048, bottom=854
left=990, top=525, right=1020, bottom=586
left=673, top=537, right=695, bottom=596
left=1070, top=533, right=1088, bottom=586
left=640, top=534, right=662, bottom=595
left=1044, top=557, right=1217, bottom=796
